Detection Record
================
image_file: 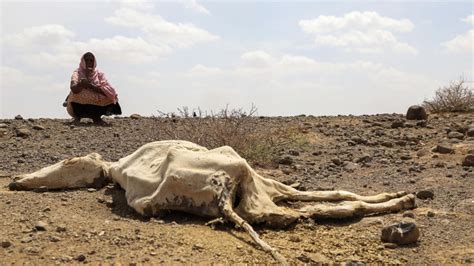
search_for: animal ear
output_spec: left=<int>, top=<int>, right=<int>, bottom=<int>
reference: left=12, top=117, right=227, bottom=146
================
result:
left=64, top=158, right=80, bottom=166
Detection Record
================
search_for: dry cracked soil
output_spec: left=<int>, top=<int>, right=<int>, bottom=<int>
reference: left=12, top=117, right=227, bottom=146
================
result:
left=0, top=113, right=473, bottom=264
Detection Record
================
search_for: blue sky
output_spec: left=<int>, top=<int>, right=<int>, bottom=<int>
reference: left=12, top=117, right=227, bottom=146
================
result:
left=1, top=0, right=473, bottom=118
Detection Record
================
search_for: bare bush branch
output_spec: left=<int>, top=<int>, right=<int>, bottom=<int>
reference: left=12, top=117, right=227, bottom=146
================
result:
left=423, top=77, right=474, bottom=113
left=152, top=105, right=308, bottom=166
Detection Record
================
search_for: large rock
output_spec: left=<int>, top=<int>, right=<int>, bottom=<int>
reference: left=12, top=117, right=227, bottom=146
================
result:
left=381, top=221, right=420, bottom=245
left=432, top=143, right=454, bottom=154
left=406, top=105, right=427, bottom=120
left=462, top=154, right=474, bottom=167
left=467, top=126, right=474, bottom=137
left=448, top=131, right=464, bottom=140
left=416, top=190, right=434, bottom=200
left=130, top=114, right=142, bottom=119
left=15, top=128, right=31, bottom=138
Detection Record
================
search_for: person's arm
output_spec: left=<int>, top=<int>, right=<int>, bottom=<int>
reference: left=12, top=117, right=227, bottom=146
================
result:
left=70, top=71, right=84, bottom=94
left=70, top=81, right=83, bottom=94
left=87, top=83, right=107, bottom=96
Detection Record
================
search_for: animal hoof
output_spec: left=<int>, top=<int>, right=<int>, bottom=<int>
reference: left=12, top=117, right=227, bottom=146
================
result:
left=381, top=221, right=420, bottom=245
left=402, top=194, right=416, bottom=209
left=8, top=181, right=24, bottom=191
left=396, top=191, right=407, bottom=197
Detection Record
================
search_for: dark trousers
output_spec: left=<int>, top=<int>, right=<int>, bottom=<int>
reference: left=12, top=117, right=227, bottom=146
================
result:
left=71, top=102, right=122, bottom=119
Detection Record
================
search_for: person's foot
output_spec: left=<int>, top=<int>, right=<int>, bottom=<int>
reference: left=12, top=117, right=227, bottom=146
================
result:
left=93, top=118, right=107, bottom=125
left=72, top=118, right=81, bottom=125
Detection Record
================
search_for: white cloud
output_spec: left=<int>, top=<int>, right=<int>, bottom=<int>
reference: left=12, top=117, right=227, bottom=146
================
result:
left=442, top=30, right=474, bottom=53
left=240, top=51, right=275, bottom=68
left=76, top=36, right=171, bottom=63
left=3, top=6, right=219, bottom=68
left=442, top=15, right=474, bottom=53
left=299, top=11, right=414, bottom=33
left=3, top=25, right=172, bottom=67
left=462, top=14, right=474, bottom=24
left=299, top=11, right=416, bottom=54
left=2, top=24, right=74, bottom=49
left=105, top=8, right=219, bottom=47
left=119, top=0, right=154, bottom=10
left=181, top=0, right=210, bottom=15
left=148, top=51, right=438, bottom=115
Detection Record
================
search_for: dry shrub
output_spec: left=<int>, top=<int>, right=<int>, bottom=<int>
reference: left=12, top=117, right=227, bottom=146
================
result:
left=154, top=105, right=309, bottom=166
left=423, top=77, right=474, bottom=113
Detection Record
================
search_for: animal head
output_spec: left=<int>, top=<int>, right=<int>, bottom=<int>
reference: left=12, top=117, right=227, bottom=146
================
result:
left=10, top=153, right=108, bottom=190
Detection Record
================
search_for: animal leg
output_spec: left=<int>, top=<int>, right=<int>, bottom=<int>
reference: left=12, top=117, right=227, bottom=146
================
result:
left=217, top=173, right=288, bottom=265
left=9, top=153, right=110, bottom=191
left=299, top=194, right=416, bottom=219
left=264, top=177, right=407, bottom=203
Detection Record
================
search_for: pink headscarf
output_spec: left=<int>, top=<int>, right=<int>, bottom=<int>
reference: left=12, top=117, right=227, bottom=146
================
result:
left=77, top=52, right=118, bottom=104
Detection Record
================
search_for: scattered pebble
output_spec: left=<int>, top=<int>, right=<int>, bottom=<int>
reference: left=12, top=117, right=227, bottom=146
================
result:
left=35, top=221, right=47, bottom=231
left=1, top=240, right=12, bottom=248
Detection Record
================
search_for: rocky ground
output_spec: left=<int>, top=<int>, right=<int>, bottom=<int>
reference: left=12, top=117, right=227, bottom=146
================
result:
left=0, top=113, right=473, bottom=264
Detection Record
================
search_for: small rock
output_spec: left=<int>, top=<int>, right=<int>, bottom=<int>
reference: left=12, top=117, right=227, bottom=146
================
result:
left=75, top=254, right=86, bottom=262
left=24, top=246, right=40, bottom=254
left=15, top=128, right=31, bottom=138
left=296, top=254, right=313, bottom=263
left=344, top=162, right=359, bottom=172
left=0, top=123, right=7, bottom=128
left=277, top=156, right=293, bottom=165
left=403, top=211, right=415, bottom=218
left=391, top=120, right=405, bottom=128
left=192, top=243, right=205, bottom=251
left=35, top=221, right=47, bottom=231
left=416, top=120, right=427, bottom=127
left=467, top=127, right=474, bottom=137
left=406, top=105, right=427, bottom=120
left=21, top=237, right=33, bottom=243
left=50, top=236, right=61, bottom=242
left=32, top=125, right=45, bottom=130
left=400, top=154, right=412, bottom=160
left=15, top=115, right=23, bottom=120
left=462, top=154, right=474, bottom=167
left=432, top=143, right=454, bottom=154
left=416, top=150, right=429, bottom=157
left=383, top=242, right=398, bottom=249
left=427, top=211, right=435, bottom=217
left=87, top=188, right=97, bottom=192
left=331, top=158, right=343, bottom=166
left=356, top=154, right=372, bottom=163
left=1, top=240, right=12, bottom=248
left=381, top=222, right=420, bottom=245
left=417, top=190, right=434, bottom=200
left=289, top=235, right=302, bottom=242
left=448, top=131, right=464, bottom=140
left=288, top=150, right=300, bottom=156
left=130, top=114, right=141, bottom=119
left=56, top=225, right=67, bottom=233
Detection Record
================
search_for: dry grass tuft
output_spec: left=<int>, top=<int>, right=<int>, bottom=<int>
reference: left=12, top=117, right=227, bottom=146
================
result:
left=153, top=105, right=309, bottom=166
left=423, top=77, right=474, bottom=113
